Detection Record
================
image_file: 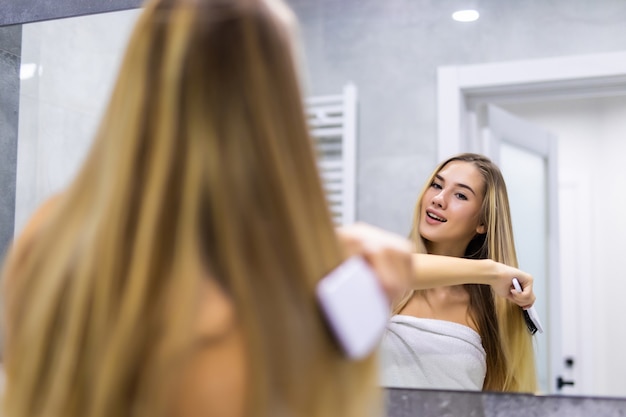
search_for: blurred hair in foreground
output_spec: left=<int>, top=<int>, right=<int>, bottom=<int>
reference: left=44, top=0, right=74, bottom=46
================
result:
left=1, top=0, right=380, bottom=416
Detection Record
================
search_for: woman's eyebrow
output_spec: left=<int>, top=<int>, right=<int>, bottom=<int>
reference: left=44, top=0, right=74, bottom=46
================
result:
left=457, top=183, right=477, bottom=196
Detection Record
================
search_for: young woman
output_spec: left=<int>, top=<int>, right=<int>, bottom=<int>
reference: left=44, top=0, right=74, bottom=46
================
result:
left=1, top=1, right=402, bottom=417
left=380, top=153, right=538, bottom=393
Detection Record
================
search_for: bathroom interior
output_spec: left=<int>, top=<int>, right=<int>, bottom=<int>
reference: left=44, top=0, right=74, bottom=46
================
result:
left=1, top=0, right=626, bottom=415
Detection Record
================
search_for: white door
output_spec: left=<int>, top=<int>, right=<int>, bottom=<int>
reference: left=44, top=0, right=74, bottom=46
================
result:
left=482, top=105, right=569, bottom=394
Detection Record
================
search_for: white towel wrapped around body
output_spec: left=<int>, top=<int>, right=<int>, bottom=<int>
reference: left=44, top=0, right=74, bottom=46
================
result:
left=379, top=315, right=486, bottom=391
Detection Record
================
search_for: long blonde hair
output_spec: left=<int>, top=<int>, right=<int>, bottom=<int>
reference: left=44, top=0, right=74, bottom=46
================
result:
left=1, top=1, right=379, bottom=416
left=395, top=153, right=537, bottom=392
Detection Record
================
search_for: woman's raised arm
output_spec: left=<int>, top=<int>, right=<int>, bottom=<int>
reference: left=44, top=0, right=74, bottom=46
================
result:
left=337, top=223, right=535, bottom=308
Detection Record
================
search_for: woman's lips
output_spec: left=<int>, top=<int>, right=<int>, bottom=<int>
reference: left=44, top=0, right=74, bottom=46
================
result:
left=425, top=210, right=447, bottom=224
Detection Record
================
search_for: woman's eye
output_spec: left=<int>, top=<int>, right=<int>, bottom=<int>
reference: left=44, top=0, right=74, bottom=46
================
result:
left=431, top=182, right=442, bottom=190
left=455, top=193, right=467, bottom=200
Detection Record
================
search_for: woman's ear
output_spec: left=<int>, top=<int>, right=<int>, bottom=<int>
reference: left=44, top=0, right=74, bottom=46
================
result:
left=476, top=223, right=486, bottom=235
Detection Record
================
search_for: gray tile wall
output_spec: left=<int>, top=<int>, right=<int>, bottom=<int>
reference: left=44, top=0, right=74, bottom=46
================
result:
left=0, top=0, right=142, bottom=26
left=386, top=388, right=626, bottom=417
left=0, top=25, right=21, bottom=259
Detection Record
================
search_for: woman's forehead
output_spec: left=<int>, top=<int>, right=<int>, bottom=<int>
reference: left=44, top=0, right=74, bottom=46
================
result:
left=438, top=161, right=482, bottom=183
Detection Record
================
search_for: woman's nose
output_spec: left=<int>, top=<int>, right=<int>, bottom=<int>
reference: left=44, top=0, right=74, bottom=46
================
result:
left=432, top=191, right=446, bottom=208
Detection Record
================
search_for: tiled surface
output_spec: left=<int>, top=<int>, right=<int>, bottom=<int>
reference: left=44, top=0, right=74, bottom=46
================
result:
left=0, top=25, right=22, bottom=56
left=386, top=389, right=486, bottom=417
left=357, top=153, right=431, bottom=234
left=0, top=0, right=142, bottom=26
left=0, top=25, right=21, bottom=259
left=386, top=388, right=626, bottom=417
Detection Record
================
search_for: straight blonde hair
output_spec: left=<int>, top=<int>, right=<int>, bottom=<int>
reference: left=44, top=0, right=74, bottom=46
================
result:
left=1, top=0, right=380, bottom=416
left=394, top=153, right=537, bottom=392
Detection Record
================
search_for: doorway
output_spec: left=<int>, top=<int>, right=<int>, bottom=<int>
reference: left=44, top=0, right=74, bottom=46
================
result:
left=498, top=95, right=626, bottom=397
left=437, top=51, right=626, bottom=396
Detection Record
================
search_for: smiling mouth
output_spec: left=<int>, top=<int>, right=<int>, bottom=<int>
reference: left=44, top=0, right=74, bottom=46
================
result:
left=426, top=212, right=447, bottom=222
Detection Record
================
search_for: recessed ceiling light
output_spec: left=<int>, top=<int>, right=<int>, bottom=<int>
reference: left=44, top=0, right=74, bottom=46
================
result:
left=452, top=9, right=480, bottom=22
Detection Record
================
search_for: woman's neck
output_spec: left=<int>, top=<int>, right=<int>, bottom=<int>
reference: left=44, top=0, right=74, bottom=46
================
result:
left=426, top=244, right=466, bottom=258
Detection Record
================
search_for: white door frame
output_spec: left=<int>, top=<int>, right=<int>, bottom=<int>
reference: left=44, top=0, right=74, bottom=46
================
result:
left=437, top=50, right=626, bottom=394
left=438, top=51, right=626, bottom=161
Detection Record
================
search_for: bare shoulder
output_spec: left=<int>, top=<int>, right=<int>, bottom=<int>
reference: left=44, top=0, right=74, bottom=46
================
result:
left=2, top=195, right=62, bottom=289
left=15, top=195, right=62, bottom=245
left=173, top=279, right=246, bottom=417
left=193, top=278, right=238, bottom=341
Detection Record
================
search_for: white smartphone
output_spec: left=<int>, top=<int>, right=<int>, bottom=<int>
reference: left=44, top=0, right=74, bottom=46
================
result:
left=512, top=278, right=544, bottom=334
left=316, top=256, right=390, bottom=360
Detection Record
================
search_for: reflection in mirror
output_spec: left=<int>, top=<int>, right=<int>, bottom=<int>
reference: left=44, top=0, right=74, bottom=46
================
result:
left=380, top=153, right=538, bottom=394
left=9, top=0, right=626, bottom=401
left=286, top=0, right=626, bottom=398
left=15, top=9, right=141, bottom=233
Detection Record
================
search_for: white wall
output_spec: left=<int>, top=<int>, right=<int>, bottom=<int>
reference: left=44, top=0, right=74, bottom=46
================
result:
left=15, top=9, right=140, bottom=234
left=501, top=96, right=626, bottom=397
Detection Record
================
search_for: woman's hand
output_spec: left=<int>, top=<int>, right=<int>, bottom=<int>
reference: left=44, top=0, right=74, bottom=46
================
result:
left=336, top=223, right=414, bottom=302
left=491, top=261, right=536, bottom=309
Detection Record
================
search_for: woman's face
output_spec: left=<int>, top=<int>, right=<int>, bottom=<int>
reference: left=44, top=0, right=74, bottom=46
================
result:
left=419, top=161, right=486, bottom=257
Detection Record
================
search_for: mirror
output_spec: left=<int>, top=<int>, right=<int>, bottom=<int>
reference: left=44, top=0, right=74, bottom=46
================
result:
left=2, top=0, right=626, bottom=399
left=13, top=9, right=142, bottom=232
left=289, top=0, right=626, bottom=398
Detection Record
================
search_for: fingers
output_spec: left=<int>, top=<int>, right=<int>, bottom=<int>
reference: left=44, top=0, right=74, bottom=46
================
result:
left=508, top=289, right=536, bottom=309
left=491, top=262, right=536, bottom=308
left=507, top=271, right=536, bottom=308
left=336, top=223, right=414, bottom=301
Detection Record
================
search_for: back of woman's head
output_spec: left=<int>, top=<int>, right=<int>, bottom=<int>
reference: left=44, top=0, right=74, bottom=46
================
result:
left=2, top=1, right=379, bottom=417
